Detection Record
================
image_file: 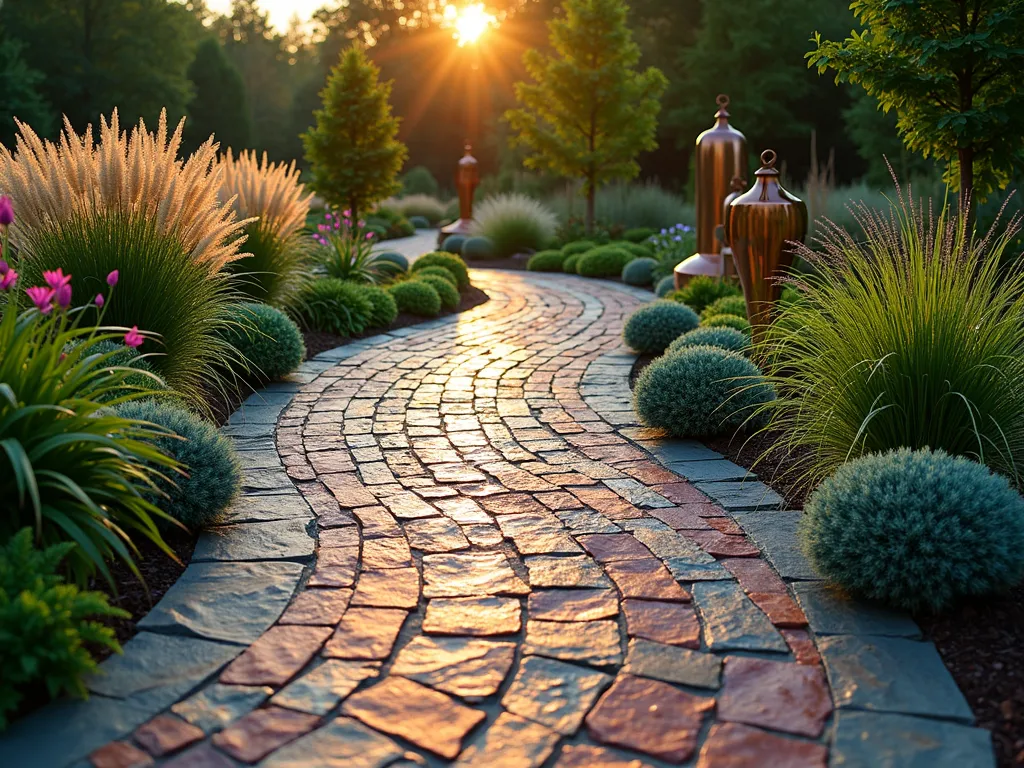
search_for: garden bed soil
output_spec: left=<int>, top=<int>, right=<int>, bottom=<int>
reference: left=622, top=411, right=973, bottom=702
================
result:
left=630, top=354, right=1024, bottom=766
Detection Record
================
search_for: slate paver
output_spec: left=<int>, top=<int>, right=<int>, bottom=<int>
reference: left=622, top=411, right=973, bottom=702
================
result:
left=830, top=710, right=996, bottom=768
left=390, top=636, right=516, bottom=698
left=692, top=581, right=788, bottom=653
left=454, top=712, right=561, bottom=768
left=270, top=660, right=380, bottom=714
left=323, top=607, right=408, bottom=660
left=696, top=722, right=829, bottom=768
left=527, top=588, right=619, bottom=622
left=622, top=638, right=722, bottom=689
left=523, top=619, right=623, bottom=667
left=502, top=655, right=612, bottom=735
left=259, top=716, right=403, bottom=768
left=171, top=684, right=274, bottom=734
left=792, top=582, right=920, bottom=637
left=718, top=656, right=832, bottom=737
left=219, top=625, right=332, bottom=686
left=621, top=598, right=700, bottom=648
left=422, top=596, right=522, bottom=635
left=422, top=551, right=531, bottom=597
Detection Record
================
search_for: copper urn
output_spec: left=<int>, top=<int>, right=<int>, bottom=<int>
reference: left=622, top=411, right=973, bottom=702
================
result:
left=439, top=143, right=480, bottom=246
left=675, top=94, right=748, bottom=288
left=727, top=149, right=808, bottom=338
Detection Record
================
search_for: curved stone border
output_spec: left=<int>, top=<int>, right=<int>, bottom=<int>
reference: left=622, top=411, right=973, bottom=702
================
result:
left=581, top=345, right=996, bottom=766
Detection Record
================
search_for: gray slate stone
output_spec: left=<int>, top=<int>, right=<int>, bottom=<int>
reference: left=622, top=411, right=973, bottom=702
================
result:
left=227, top=405, right=284, bottom=425
left=271, top=660, right=380, bottom=714
left=242, top=467, right=294, bottom=494
left=502, top=655, right=612, bottom=735
left=793, top=582, right=920, bottom=638
left=192, top=518, right=314, bottom=562
left=235, top=450, right=284, bottom=471
left=138, top=561, right=303, bottom=644
left=171, top=682, right=273, bottom=733
left=695, top=480, right=785, bottom=511
left=261, top=716, right=403, bottom=768
left=692, top=580, right=788, bottom=653
left=733, top=511, right=821, bottom=581
left=603, top=478, right=674, bottom=508
left=640, top=439, right=724, bottom=463
left=669, top=460, right=755, bottom=483
left=219, top=492, right=314, bottom=524
left=819, top=635, right=974, bottom=723
left=623, top=638, right=722, bottom=689
left=663, top=557, right=734, bottom=582
left=830, top=710, right=995, bottom=768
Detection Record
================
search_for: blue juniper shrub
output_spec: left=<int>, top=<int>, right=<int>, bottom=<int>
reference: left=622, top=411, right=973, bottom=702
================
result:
left=621, top=257, right=658, bottom=287
left=655, top=275, right=676, bottom=297
left=461, top=236, right=495, bottom=260
left=441, top=234, right=466, bottom=254
left=623, top=300, right=699, bottom=354
left=667, top=326, right=751, bottom=355
left=375, top=251, right=409, bottom=273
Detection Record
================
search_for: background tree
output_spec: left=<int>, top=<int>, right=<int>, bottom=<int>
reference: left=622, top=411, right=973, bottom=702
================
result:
left=505, top=0, right=668, bottom=232
left=302, top=45, right=408, bottom=222
left=809, top=0, right=1024, bottom=213
left=0, top=35, right=55, bottom=147
left=183, top=37, right=251, bottom=154
left=843, top=90, right=937, bottom=188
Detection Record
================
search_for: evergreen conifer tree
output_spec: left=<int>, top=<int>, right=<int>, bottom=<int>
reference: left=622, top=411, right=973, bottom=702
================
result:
left=183, top=37, right=252, bottom=154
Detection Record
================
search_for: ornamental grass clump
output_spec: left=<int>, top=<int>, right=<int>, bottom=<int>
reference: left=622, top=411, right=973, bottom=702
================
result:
left=623, top=300, right=699, bottom=354
left=801, top=449, right=1024, bottom=612
left=219, top=150, right=315, bottom=309
left=758, top=187, right=1024, bottom=488
left=471, top=193, right=558, bottom=257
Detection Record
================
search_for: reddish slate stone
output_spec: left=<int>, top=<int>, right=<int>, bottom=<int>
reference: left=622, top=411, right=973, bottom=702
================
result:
left=211, top=706, right=320, bottom=763
left=571, top=488, right=643, bottom=519
left=306, top=546, right=358, bottom=588
left=706, top=516, right=744, bottom=535
left=90, top=741, right=154, bottom=768
left=621, top=462, right=682, bottom=485
left=718, top=656, right=832, bottom=738
left=748, top=592, right=808, bottom=628
left=622, top=599, right=700, bottom=648
left=308, top=450, right=356, bottom=474
left=360, top=537, right=413, bottom=568
left=318, top=526, right=359, bottom=549
left=454, top=711, right=561, bottom=767
left=423, top=596, right=522, bottom=636
left=322, top=607, right=408, bottom=660
left=278, top=588, right=352, bottom=625
left=342, top=676, right=485, bottom=759
left=390, top=636, right=515, bottom=698
left=650, top=482, right=709, bottom=505
left=696, top=722, right=829, bottom=768
left=528, top=589, right=619, bottom=622
left=351, top=506, right=404, bottom=538
left=547, top=472, right=599, bottom=486
left=555, top=744, right=655, bottom=767
left=650, top=506, right=713, bottom=530
left=535, top=491, right=585, bottom=510
left=577, top=533, right=652, bottom=562
left=685, top=530, right=760, bottom=558
left=220, top=625, right=332, bottom=686
left=134, top=715, right=204, bottom=757
left=160, top=743, right=236, bottom=768
left=350, top=567, right=420, bottom=609
left=603, top=559, right=691, bottom=602
left=579, top=444, right=648, bottom=462
left=322, top=473, right=378, bottom=507
left=721, top=558, right=788, bottom=594
left=781, top=629, right=822, bottom=667
left=479, top=493, right=547, bottom=515
left=585, top=674, right=714, bottom=763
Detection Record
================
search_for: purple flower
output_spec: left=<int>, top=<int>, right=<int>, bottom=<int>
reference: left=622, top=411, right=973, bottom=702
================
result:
left=0, top=259, right=7, bottom=275
left=42, top=268, right=71, bottom=290
left=55, top=282, right=72, bottom=308
left=106, top=270, right=119, bottom=287
left=0, top=196, right=13, bottom=226
left=124, top=326, right=144, bottom=348
left=0, top=269, right=17, bottom=291
left=26, top=285, right=55, bottom=314
left=94, top=293, right=105, bottom=308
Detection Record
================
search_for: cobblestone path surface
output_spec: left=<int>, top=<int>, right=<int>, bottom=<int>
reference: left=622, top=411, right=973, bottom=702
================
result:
left=11, top=271, right=991, bottom=767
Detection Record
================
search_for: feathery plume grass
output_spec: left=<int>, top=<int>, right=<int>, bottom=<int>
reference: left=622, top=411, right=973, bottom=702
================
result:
left=219, top=149, right=313, bottom=241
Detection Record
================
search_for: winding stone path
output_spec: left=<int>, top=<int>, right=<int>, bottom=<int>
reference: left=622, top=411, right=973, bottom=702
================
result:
left=2, top=271, right=995, bottom=767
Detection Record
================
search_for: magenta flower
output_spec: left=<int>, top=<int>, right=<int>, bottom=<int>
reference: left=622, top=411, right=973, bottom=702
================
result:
left=94, top=293, right=105, bottom=308
left=0, top=269, right=17, bottom=291
left=106, top=270, right=119, bottom=287
left=42, top=268, right=71, bottom=290
left=0, top=259, right=8, bottom=275
left=124, top=326, right=144, bottom=348
left=0, top=196, right=13, bottom=226
left=54, top=282, right=72, bottom=309
left=26, top=285, right=55, bottom=314
left=343, top=209, right=351, bottom=217
left=365, top=232, right=374, bottom=240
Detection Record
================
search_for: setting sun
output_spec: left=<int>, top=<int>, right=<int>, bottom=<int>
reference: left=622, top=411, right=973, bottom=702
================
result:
left=446, top=3, right=496, bottom=46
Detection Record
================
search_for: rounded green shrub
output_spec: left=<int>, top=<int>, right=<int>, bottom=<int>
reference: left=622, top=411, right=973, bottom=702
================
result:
left=701, top=295, right=748, bottom=320
left=622, top=257, right=658, bottom=287
left=117, top=400, right=241, bottom=529
left=801, top=448, right=1024, bottom=612
left=563, top=254, right=580, bottom=274
left=562, top=240, right=596, bottom=257
left=462, top=236, right=495, bottom=260
left=389, top=280, right=441, bottom=317
left=375, top=251, right=409, bottom=273
left=355, top=284, right=398, bottom=328
left=409, top=215, right=431, bottom=229
left=623, top=300, right=699, bottom=354
left=527, top=250, right=567, bottom=272
left=702, top=313, right=752, bottom=334
left=633, top=346, right=774, bottom=437
left=76, top=339, right=162, bottom=398
left=296, top=279, right=374, bottom=336
left=577, top=246, right=634, bottom=278
left=441, top=234, right=466, bottom=254
left=411, top=252, right=470, bottom=289
left=416, top=266, right=458, bottom=286
left=625, top=227, right=656, bottom=243
left=220, top=303, right=305, bottom=382
left=620, top=241, right=654, bottom=259
left=667, top=326, right=751, bottom=356
left=655, top=275, right=676, bottom=297
left=415, top=274, right=459, bottom=310
left=674, top=275, right=742, bottom=312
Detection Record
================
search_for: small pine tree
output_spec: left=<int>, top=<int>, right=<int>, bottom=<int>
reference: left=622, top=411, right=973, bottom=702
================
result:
left=302, top=45, right=407, bottom=223
left=505, top=0, right=667, bottom=234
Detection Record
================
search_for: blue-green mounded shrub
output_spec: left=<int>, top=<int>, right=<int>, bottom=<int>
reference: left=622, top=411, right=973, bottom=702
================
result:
left=802, top=448, right=1024, bottom=612
left=623, top=300, right=699, bottom=354
left=356, top=284, right=398, bottom=328
left=633, top=346, right=774, bottom=437
left=624, top=227, right=656, bottom=243
left=389, top=281, right=441, bottom=317
left=655, top=275, right=676, bottom=297
left=411, top=252, right=470, bottom=289
left=220, top=303, right=305, bottom=382
left=622, top=257, right=658, bottom=287
left=72, top=340, right=163, bottom=400
left=673, top=275, right=742, bottom=313
left=415, top=274, right=459, bottom=310
left=563, top=254, right=580, bottom=273
left=441, top=234, right=466, bottom=254
left=117, top=400, right=241, bottom=529
left=462, top=236, right=495, bottom=260
left=562, top=240, right=596, bottom=257
left=409, top=215, right=431, bottom=229
left=415, top=266, right=458, bottom=286
left=375, top=251, right=409, bottom=273
left=296, top=279, right=374, bottom=336
left=620, top=241, right=654, bottom=259
left=702, top=313, right=752, bottom=335
left=701, top=295, right=748, bottom=320
left=667, top=326, right=751, bottom=356
left=527, top=250, right=567, bottom=272
left=576, top=246, right=634, bottom=278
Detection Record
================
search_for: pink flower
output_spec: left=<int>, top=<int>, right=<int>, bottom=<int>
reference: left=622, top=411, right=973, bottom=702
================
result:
left=0, top=196, right=13, bottom=226
left=54, top=282, right=72, bottom=309
left=124, top=326, right=144, bottom=348
left=342, top=209, right=351, bottom=217
left=365, top=232, right=374, bottom=240
left=26, top=285, right=55, bottom=313
left=42, top=268, right=71, bottom=290
left=0, top=269, right=17, bottom=291
left=94, top=293, right=105, bottom=308
left=106, top=270, right=119, bottom=287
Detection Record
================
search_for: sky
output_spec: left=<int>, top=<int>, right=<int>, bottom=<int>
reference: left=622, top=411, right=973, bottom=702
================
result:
left=205, top=0, right=325, bottom=31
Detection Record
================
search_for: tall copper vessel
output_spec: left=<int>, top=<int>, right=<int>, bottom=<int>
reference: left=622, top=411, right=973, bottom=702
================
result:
left=717, top=176, right=747, bottom=277
left=675, top=94, right=748, bottom=288
left=438, top=143, right=480, bottom=247
left=727, top=149, right=808, bottom=339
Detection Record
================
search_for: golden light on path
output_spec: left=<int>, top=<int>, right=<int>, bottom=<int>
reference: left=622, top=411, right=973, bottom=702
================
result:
left=446, top=3, right=497, bottom=46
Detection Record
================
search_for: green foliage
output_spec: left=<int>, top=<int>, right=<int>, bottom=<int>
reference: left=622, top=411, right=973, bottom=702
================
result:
left=625, top=227, right=656, bottom=243
left=74, top=339, right=162, bottom=401
left=702, top=313, right=752, bottom=334
left=0, top=530, right=128, bottom=729
left=0, top=34, right=54, bottom=149
left=375, top=251, right=409, bottom=273
left=563, top=254, right=581, bottom=273
left=527, top=250, right=568, bottom=272
left=462, top=236, right=495, bottom=260
left=672, top=275, right=741, bottom=313
left=415, top=274, right=459, bottom=310
left=409, top=215, right=431, bottom=229
left=843, top=89, right=938, bottom=189
left=758, top=192, right=1024, bottom=489
left=296, top=278, right=374, bottom=336
left=359, top=284, right=399, bottom=328
left=505, top=0, right=668, bottom=231
left=219, top=303, right=305, bottom=383
left=623, top=300, right=699, bottom=354
left=701, top=295, right=748, bottom=320
left=808, top=0, right=1024, bottom=200
left=471, top=193, right=558, bottom=257
left=648, top=223, right=697, bottom=283
left=801, top=449, right=1024, bottom=612
left=620, top=241, right=653, bottom=258
left=667, top=326, right=751, bottom=356
left=441, top=235, right=467, bottom=254
left=183, top=37, right=251, bottom=155
left=367, top=205, right=416, bottom=239
left=546, top=182, right=691, bottom=231
left=388, top=280, right=441, bottom=317
left=576, top=246, right=634, bottom=278
left=562, top=240, right=597, bottom=256
left=118, top=401, right=240, bottom=530
left=227, top=222, right=311, bottom=310
left=302, top=45, right=408, bottom=222
left=633, top=346, right=774, bottom=437
left=655, top=275, right=676, bottom=297
left=415, top=266, right=457, bottom=286
left=388, top=194, right=447, bottom=225
left=622, top=257, right=658, bottom=287
left=318, top=229, right=401, bottom=284
left=411, top=252, right=470, bottom=289
left=400, top=165, right=439, bottom=197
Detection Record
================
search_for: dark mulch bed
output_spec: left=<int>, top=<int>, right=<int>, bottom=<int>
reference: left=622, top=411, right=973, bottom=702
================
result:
left=465, top=254, right=530, bottom=271
left=630, top=354, right=1024, bottom=765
